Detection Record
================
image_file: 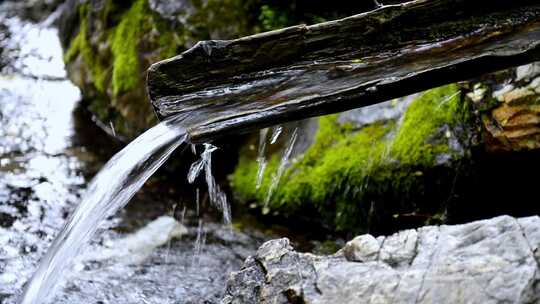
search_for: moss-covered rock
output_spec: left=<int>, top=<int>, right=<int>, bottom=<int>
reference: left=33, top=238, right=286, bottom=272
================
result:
left=60, top=0, right=260, bottom=138
left=59, top=0, right=377, bottom=139
left=231, top=85, right=475, bottom=233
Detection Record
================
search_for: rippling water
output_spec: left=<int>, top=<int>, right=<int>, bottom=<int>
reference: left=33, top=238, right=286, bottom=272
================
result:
left=0, top=10, right=90, bottom=301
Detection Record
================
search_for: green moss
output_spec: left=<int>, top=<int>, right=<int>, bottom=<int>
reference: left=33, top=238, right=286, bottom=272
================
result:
left=64, top=4, right=108, bottom=93
left=259, top=5, right=290, bottom=31
left=110, top=0, right=148, bottom=96
left=64, top=0, right=184, bottom=97
left=391, top=84, right=464, bottom=166
left=231, top=84, right=470, bottom=231
left=108, top=0, right=187, bottom=96
left=88, top=96, right=111, bottom=121
left=476, top=97, right=500, bottom=112
left=157, top=30, right=179, bottom=58
left=232, top=117, right=393, bottom=230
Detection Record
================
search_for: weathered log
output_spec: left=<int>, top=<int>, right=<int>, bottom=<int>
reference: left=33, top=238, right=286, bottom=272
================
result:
left=147, top=0, right=540, bottom=143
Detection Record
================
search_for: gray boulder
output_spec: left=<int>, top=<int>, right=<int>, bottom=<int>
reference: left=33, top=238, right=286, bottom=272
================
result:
left=222, top=215, right=540, bottom=304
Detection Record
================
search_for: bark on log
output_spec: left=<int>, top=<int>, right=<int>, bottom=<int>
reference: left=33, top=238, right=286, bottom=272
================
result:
left=147, top=0, right=540, bottom=143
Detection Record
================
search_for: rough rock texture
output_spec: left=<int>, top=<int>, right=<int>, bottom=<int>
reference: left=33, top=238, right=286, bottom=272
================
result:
left=468, top=62, right=540, bottom=152
left=222, top=215, right=540, bottom=304
left=0, top=0, right=65, bottom=22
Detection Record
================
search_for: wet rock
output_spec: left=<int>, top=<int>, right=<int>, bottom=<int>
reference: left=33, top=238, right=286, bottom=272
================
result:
left=148, top=0, right=196, bottom=22
left=223, top=215, right=540, bottom=304
left=471, top=62, right=540, bottom=152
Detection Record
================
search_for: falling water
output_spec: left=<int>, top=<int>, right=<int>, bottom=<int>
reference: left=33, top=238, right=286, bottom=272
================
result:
left=20, top=114, right=189, bottom=304
left=255, top=125, right=283, bottom=190
left=270, top=126, right=283, bottom=144
left=196, top=187, right=200, bottom=215
left=264, top=128, right=298, bottom=210
left=187, top=145, right=210, bottom=184
left=187, top=143, right=231, bottom=224
left=164, top=203, right=181, bottom=264
left=256, top=128, right=269, bottom=189
left=193, top=219, right=206, bottom=260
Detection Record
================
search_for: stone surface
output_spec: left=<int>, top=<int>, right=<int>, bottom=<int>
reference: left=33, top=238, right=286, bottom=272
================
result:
left=471, top=62, right=540, bottom=152
left=342, top=234, right=381, bottom=262
left=223, top=215, right=540, bottom=304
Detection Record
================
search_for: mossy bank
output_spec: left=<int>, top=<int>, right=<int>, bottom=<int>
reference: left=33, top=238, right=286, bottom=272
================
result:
left=231, top=63, right=540, bottom=234
left=232, top=85, right=476, bottom=234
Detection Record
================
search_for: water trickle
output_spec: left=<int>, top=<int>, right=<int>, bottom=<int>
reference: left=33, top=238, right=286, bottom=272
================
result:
left=164, top=204, right=180, bottom=264
left=187, top=157, right=206, bottom=184
left=256, top=128, right=269, bottom=189
left=270, top=126, right=283, bottom=144
left=180, top=205, right=187, bottom=224
left=109, top=121, right=116, bottom=137
left=264, top=128, right=298, bottom=210
left=188, top=143, right=231, bottom=224
left=193, top=219, right=206, bottom=261
left=20, top=115, right=189, bottom=304
left=195, top=188, right=200, bottom=216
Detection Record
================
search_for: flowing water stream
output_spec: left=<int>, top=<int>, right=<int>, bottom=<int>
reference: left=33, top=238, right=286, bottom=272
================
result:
left=1, top=3, right=345, bottom=303
left=0, top=5, right=267, bottom=304
left=20, top=117, right=188, bottom=304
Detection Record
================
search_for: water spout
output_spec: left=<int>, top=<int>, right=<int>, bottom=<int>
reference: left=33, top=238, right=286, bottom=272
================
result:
left=20, top=115, right=188, bottom=304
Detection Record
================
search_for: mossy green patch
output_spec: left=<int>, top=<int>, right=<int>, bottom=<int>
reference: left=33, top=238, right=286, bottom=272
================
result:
left=110, top=0, right=148, bottom=96
left=392, top=84, right=464, bottom=166
left=259, top=4, right=290, bottom=31
left=64, top=4, right=108, bottom=93
left=231, top=84, right=471, bottom=231
left=108, top=0, right=188, bottom=96
left=65, top=0, right=186, bottom=98
left=232, top=117, right=393, bottom=230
